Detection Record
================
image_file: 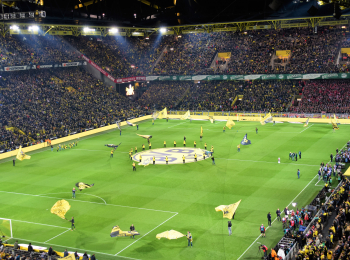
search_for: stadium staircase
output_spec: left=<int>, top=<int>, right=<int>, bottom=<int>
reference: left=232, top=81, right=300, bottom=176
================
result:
left=150, top=45, right=168, bottom=74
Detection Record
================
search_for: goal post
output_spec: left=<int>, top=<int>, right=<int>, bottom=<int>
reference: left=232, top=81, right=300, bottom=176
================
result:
left=0, top=218, right=13, bottom=240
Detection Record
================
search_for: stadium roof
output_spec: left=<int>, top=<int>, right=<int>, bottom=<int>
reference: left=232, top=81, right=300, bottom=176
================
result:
left=2, top=0, right=350, bottom=27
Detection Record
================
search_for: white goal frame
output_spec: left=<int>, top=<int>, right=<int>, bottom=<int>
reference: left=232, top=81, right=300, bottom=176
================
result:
left=0, top=218, right=13, bottom=240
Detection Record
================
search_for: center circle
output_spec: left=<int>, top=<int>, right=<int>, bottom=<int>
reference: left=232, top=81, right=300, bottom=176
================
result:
left=132, top=148, right=210, bottom=165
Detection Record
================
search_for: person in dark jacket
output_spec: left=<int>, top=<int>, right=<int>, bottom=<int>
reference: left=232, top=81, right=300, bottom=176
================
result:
left=64, top=249, right=69, bottom=257
left=48, top=246, right=53, bottom=260
left=90, top=254, right=96, bottom=260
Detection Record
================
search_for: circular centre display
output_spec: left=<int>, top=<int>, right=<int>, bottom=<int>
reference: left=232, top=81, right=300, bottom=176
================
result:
left=132, top=148, right=210, bottom=165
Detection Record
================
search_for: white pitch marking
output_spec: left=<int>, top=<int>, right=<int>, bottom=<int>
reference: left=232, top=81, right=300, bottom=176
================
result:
left=167, top=122, right=187, bottom=128
left=237, top=141, right=348, bottom=260
left=40, top=192, right=107, bottom=205
left=300, top=124, right=314, bottom=133
left=237, top=173, right=318, bottom=260
left=8, top=237, right=141, bottom=260
left=11, top=219, right=68, bottom=229
left=44, top=229, right=70, bottom=243
left=74, top=149, right=106, bottom=152
left=216, top=158, right=319, bottom=167
left=115, top=213, right=178, bottom=256
left=0, top=190, right=178, bottom=214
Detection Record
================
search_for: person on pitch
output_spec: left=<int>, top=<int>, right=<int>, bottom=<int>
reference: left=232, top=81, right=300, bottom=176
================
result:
left=183, top=155, right=186, bottom=164
left=71, top=217, right=75, bottom=231
left=142, top=144, right=145, bottom=151
left=194, top=141, right=197, bottom=148
left=260, top=224, right=266, bottom=237
left=153, top=156, right=155, bottom=165
left=194, top=153, right=197, bottom=162
left=132, top=162, right=136, bottom=171
left=72, top=187, right=76, bottom=199
left=187, top=231, right=193, bottom=247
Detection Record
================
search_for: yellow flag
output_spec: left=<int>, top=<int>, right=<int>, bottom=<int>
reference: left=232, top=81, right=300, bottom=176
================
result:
left=215, top=200, right=241, bottom=219
left=60, top=254, right=75, bottom=260
left=159, top=107, right=167, bottom=119
left=260, top=113, right=272, bottom=125
left=51, top=200, right=71, bottom=220
left=303, top=118, right=309, bottom=127
left=226, top=118, right=235, bottom=129
left=16, top=146, right=31, bottom=161
left=181, top=110, right=190, bottom=120
left=200, top=126, right=203, bottom=135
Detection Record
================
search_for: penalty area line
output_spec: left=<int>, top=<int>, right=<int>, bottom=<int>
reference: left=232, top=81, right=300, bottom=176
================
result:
left=44, top=229, right=71, bottom=243
left=39, top=192, right=107, bottom=205
left=115, top=212, right=178, bottom=256
left=0, top=190, right=178, bottom=214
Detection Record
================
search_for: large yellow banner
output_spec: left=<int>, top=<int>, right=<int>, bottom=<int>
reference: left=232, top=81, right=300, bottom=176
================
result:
left=341, top=48, right=350, bottom=54
left=218, top=52, right=231, bottom=58
left=276, top=50, right=291, bottom=57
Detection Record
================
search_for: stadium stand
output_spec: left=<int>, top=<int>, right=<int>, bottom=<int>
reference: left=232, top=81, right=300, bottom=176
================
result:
left=0, top=35, right=82, bottom=66
left=138, top=82, right=192, bottom=110
left=292, top=80, right=350, bottom=113
left=176, top=80, right=302, bottom=112
left=0, top=67, right=145, bottom=152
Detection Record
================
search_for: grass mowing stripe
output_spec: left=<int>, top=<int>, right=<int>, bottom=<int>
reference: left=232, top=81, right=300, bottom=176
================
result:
left=115, top=213, right=178, bottom=256
left=237, top=140, right=348, bottom=260
left=0, top=190, right=178, bottom=214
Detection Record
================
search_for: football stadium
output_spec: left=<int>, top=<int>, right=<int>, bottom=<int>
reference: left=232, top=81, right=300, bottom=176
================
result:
left=2, top=0, right=350, bottom=260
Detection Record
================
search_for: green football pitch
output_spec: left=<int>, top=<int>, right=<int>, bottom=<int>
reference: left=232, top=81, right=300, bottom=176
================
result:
left=0, top=119, right=348, bottom=260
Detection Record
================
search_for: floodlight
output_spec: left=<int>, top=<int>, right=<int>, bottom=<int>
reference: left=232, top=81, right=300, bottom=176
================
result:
left=109, top=28, right=118, bottom=33
left=28, top=25, right=39, bottom=31
left=10, top=25, right=19, bottom=30
left=83, top=27, right=90, bottom=32
left=145, top=37, right=149, bottom=40
left=159, top=27, right=167, bottom=33
left=177, top=35, right=182, bottom=38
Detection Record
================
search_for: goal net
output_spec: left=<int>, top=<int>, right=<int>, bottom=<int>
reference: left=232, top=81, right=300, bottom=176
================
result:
left=0, top=218, right=13, bottom=240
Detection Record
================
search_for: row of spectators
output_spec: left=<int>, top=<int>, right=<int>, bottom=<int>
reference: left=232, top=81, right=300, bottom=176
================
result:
left=0, top=27, right=349, bottom=78
left=0, top=67, right=145, bottom=152
left=0, top=35, right=82, bottom=66
left=141, top=80, right=302, bottom=112
left=136, top=79, right=350, bottom=114
left=293, top=80, right=350, bottom=113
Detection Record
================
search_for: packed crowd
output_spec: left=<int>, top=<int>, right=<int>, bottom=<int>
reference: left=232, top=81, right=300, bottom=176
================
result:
left=176, top=80, right=302, bottom=112
left=0, top=35, right=82, bottom=66
left=294, top=177, right=350, bottom=260
left=293, top=80, right=350, bottom=113
left=0, top=26, right=348, bottom=77
left=138, top=82, right=191, bottom=110
left=0, top=67, right=145, bottom=152
left=66, top=36, right=168, bottom=77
